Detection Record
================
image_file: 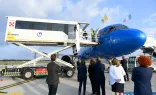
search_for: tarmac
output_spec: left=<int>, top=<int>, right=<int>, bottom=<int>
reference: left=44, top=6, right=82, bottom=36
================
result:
left=0, top=66, right=156, bottom=95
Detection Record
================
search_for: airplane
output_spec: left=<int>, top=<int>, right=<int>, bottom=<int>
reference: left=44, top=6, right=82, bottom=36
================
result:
left=140, top=36, right=156, bottom=57
left=4, top=16, right=147, bottom=78
left=77, top=24, right=147, bottom=60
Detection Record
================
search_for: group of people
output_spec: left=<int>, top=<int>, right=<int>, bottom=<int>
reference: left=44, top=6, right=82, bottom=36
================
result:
left=46, top=54, right=153, bottom=95
left=109, top=55, right=153, bottom=95
left=77, top=57, right=105, bottom=95
left=77, top=55, right=153, bottom=95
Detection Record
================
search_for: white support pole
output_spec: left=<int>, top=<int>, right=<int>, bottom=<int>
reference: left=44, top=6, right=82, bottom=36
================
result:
left=56, top=58, right=74, bottom=68
left=16, top=43, right=50, bottom=58
left=17, top=56, right=45, bottom=68
left=33, top=62, right=36, bottom=66
left=76, top=24, right=80, bottom=52
left=15, top=43, right=74, bottom=68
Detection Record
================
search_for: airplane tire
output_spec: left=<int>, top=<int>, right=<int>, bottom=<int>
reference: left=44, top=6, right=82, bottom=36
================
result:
left=65, top=69, right=74, bottom=78
left=22, top=69, right=34, bottom=80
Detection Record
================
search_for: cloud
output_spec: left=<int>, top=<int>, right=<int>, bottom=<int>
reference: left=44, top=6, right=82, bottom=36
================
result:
left=0, top=44, right=34, bottom=59
left=0, top=0, right=64, bottom=18
left=0, top=0, right=64, bottom=46
left=0, top=0, right=129, bottom=59
left=58, top=1, right=128, bottom=28
left=99, top=6, right=129, bottom=27
left=142, top=13, right=156, bottom=26
left=57, top=0, right=104, bottom=21
left=142, top=28, right=156, bottom=38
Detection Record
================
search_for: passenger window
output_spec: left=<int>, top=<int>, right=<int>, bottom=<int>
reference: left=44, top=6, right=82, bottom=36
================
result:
left=15, top=21, right=30, bottom=29
left=52, top=23, right=64, bottom=31
left=68, top=25, right=76, bottom=39
left=33, top=22, right=48, bottom=30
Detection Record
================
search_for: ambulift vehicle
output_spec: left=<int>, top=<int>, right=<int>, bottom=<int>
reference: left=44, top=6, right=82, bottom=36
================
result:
left=1, top=16, right=97, bottom=80
left=128, top=56, right=156, bottom=71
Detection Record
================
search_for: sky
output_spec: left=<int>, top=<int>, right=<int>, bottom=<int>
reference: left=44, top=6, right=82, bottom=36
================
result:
left=0, top=0, right=156, bottom=60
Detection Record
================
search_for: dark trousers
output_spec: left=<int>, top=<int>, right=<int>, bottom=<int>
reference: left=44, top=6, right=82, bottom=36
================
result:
left=79, top=79, right=87, bottom=95
left=96, top=81, right=106, bottom=95
left=89, top=77, right=96, bottom=94
left=91, top=36, right=95, bottom=42
left=124, top=68, right=129, bottom=81
left=48, top=84, right=58, bottom=95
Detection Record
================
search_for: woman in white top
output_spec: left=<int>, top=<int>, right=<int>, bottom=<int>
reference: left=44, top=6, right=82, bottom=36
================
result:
left=109, top=58, right=126, bottom=95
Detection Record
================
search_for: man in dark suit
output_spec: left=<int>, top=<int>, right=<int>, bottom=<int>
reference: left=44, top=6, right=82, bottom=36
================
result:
left=78, top=60, right=87, bottom=95
left=93, top=57, right=106, bottom=95
left=121, top=56, right=129, bottom=81
left=46, top=54, right=60, bottom=95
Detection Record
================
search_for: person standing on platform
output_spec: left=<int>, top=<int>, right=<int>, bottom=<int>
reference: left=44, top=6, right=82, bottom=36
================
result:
left=132, top=55, right=152, bottom=95
left=78, top=60, right=87, bottom=95
left=91, top=28, right=95, bottom=42
left=120, top=56, right=129, bottom=81
left=46, top=54, right=60, bottom=95
left=93, top=57, right=106, bottom=95
left=88, top=58, right=96, bottom=95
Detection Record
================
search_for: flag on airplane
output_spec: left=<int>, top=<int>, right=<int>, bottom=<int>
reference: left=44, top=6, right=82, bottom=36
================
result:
left=102, top=15, right=108, bottom=23
left=123, top=14, right=132, bottom=22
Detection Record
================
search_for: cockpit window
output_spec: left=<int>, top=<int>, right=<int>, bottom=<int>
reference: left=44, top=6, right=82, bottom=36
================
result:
left=104, top=25, right=128, bottom=34
left=115, top=25, right=128, bottom=29
left=104, top=26, right=115, bottom=34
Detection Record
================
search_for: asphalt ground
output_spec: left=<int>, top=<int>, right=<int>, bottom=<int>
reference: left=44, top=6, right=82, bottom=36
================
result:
left=0, top=65, right=156, bottom=95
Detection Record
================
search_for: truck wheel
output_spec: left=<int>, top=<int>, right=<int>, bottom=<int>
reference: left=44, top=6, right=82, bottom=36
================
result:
left=65, top=69, right=74, bottom=78
left=22, top=70, right=34, bottom=80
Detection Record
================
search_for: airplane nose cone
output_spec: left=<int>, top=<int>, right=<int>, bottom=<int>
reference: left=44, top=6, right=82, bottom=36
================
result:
left=132, top=29, right=146, bottom=48
left=109, top=28, right=147, bottom=55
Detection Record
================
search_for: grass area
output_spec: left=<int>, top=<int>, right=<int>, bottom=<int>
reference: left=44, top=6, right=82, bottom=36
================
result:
left=0, top=61, right=50, bottom=65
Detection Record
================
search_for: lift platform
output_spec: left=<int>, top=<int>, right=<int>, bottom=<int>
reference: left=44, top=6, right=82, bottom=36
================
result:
left=2, top=16, right=98, bottom=79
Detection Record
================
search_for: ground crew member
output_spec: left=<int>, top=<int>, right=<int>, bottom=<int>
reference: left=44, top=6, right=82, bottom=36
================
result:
left=0, top=69, right=4, bottom=81
left=91, top=28, right=95, bottom=42
left=46, top=54, right=60, bottom=95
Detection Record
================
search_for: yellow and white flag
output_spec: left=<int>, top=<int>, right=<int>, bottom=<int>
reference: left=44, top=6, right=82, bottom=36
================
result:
left=102, top=15, right=108, bottom=23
